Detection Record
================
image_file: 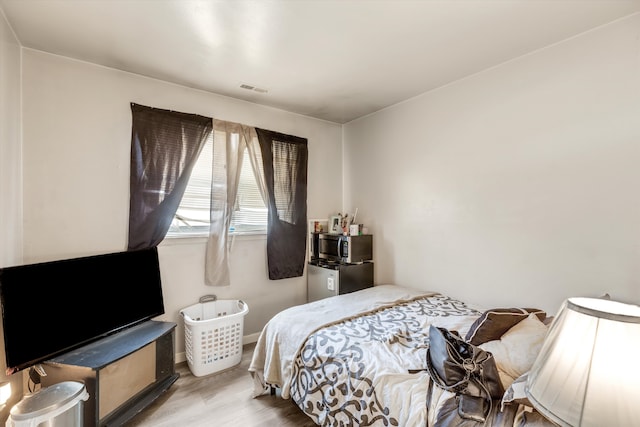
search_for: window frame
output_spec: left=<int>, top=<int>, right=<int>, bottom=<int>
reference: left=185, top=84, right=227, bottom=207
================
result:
left=165, top=134, right=267, bottom=239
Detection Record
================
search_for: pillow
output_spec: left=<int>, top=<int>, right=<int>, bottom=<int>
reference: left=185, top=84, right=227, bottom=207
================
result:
left=479, top=313, right=549, bottom=389
left=465, top=308, right=546, bottom=345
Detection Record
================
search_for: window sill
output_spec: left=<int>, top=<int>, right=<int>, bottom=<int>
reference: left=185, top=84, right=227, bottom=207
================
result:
left=161, top=232, right=267, bottom=246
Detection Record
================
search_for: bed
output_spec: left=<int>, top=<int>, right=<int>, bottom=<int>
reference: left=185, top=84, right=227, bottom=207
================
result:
left=249, top=284, right=555, bottom=426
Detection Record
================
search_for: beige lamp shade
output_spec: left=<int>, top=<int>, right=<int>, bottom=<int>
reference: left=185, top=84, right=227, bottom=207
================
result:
left=526, top=297, right=640, bottom=427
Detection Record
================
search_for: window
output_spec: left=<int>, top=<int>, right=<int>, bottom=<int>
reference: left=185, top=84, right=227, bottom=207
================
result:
left=167, top=131, right=267, bottom=237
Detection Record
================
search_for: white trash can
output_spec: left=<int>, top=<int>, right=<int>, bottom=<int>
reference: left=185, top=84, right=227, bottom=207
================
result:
left=6, top=381, right=89, bottom=427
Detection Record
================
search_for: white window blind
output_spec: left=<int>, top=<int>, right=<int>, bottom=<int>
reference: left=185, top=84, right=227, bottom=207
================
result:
left=167, top=131, right=267, bottom=237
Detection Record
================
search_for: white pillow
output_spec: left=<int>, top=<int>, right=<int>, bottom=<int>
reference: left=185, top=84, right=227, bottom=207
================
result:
left=479, top=313, right=548, bottom=389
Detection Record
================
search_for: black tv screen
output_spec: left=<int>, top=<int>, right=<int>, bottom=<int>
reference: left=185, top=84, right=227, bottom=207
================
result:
left=0, top=247, right=165, bottom=375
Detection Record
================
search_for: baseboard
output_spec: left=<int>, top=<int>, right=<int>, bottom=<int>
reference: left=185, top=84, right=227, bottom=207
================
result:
left=243, top=332, right=260, bottom=345
left=174, top=333, right=260, bottom=365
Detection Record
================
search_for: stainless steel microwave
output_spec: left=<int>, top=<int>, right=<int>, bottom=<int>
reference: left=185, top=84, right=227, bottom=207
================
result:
left=317, top=233, right=373, bottom=264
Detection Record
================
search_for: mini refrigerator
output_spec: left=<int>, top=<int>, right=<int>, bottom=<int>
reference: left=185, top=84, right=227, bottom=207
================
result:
left=307, top=261, right=374, bottom=303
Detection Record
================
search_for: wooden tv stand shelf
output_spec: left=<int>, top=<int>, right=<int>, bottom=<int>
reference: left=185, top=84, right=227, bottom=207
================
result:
left=41, top=320, right=178, bottom=426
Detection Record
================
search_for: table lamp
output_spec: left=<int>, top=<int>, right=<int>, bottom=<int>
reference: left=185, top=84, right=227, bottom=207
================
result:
left=526, top=297, right=640, bottom=426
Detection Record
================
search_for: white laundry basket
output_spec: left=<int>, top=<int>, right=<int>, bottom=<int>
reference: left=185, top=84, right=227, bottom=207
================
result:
left=180, top=296, right=249, bottom=377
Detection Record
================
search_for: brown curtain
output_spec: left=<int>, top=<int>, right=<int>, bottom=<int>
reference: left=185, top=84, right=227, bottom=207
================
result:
left=128, top=103, right=213, bottom=250
left=255, top=128, right=308, bottom=280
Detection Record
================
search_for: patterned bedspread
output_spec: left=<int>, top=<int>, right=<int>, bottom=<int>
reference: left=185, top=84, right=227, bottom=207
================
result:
left=289, top=294, right=482, bottom=426
left=249, top=285, right=443, bottom=399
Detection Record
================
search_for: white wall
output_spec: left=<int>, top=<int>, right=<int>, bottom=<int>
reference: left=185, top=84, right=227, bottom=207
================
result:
left=344, top=13, right=640, bottom=315
left=0, top=9, right=22, bottom=268
left=0, top=7, right=22, bottom=421
left=21, top=50, right=343, bottom=357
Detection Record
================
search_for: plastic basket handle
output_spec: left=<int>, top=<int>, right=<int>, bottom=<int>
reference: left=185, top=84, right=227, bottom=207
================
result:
left=199, top=295, right=217, bottom=303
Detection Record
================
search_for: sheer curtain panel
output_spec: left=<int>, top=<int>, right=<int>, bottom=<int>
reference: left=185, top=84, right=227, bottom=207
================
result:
left=255, top=128, right=308, bottom=280
left=128, top=103, right=213, bottom=250
left=205, top=121, right=258, bottom=286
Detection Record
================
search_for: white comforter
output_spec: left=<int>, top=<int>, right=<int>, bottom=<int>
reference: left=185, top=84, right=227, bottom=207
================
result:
left=248, top=285, right=484, bottom=426
left=248, top=284, right=438, bottom=398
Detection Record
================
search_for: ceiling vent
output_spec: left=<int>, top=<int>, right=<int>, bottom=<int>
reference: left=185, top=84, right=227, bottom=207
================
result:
left=240, top=84, right=268, bottom=94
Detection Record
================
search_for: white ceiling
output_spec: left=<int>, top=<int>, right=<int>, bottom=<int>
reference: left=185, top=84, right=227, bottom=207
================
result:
left=2, top=1, right=639, bottom=124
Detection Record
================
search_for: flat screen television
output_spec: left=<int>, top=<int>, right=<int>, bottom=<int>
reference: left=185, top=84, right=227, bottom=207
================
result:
left=0, top=247, right=165, bottom=375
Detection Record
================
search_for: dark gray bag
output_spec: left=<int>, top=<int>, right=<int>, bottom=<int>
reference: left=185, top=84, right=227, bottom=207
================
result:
left=426, top=325, right=505, bottom=423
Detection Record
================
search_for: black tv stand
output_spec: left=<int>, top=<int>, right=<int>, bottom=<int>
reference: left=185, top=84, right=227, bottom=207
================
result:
left=41, top=320, right=178, bottom=426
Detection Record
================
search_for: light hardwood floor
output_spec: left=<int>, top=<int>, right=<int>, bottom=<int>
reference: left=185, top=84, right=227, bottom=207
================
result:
left=125, top=343, right=316, bottom=427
